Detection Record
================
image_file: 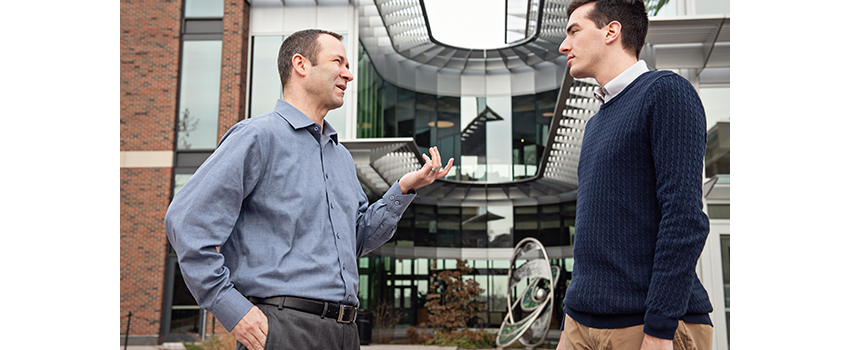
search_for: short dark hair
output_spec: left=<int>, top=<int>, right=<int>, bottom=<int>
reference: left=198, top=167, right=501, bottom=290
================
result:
left=277, top=29, right=344, bottom=91
left=566, top=0, right=648, bottom=58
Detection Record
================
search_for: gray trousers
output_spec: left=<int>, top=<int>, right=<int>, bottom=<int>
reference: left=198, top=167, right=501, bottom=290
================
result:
left=236, top=303, right=361, bottom=350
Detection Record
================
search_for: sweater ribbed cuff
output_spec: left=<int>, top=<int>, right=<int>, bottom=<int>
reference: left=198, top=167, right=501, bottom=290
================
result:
left=643, top=312, right=678, bottom=340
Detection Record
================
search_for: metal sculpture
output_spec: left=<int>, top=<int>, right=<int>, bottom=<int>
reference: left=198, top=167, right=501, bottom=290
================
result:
left=496, top=238, right=561, bottom=349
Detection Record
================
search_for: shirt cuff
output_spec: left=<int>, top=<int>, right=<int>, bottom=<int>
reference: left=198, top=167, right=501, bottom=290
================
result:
left=384, top=181, right=416, bottom=215
left=209, top=288, right=255, bottom=332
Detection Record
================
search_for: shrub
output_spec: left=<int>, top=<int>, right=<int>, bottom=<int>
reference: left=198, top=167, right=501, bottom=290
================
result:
left=423, top=259, right=484, bottom=331
left=426, top=329, right=495, bottom=349
left=405, top=326, right=433, bottom=344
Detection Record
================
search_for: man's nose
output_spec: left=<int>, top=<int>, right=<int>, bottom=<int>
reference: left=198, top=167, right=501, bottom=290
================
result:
left=341, top=67, right=354, bottom=82
left=559, top=37, right=571, bottom=55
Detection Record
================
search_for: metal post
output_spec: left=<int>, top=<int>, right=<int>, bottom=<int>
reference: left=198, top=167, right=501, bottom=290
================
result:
left=124, top=311, right=132, bottom=350
left=199, top=309, right=207, bottom=341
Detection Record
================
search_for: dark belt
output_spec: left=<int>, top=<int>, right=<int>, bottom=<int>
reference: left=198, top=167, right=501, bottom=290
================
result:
left=248, top=296, right=358, bottom=324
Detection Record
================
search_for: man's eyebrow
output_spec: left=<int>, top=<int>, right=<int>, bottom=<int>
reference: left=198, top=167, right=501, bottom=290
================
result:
left=566, top=23, right=579, bottom=33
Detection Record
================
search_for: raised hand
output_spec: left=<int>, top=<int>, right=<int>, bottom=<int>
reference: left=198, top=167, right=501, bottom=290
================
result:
left=398, top=146, right=454, bottom=194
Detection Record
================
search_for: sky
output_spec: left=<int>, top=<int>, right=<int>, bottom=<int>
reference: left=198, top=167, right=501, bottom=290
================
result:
left=424, top=0, right=508, bottom=49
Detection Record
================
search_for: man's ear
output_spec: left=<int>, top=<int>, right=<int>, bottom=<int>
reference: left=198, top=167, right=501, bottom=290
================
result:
left=605, top=21, right=622, bottom=45
left=291, top=53, right=309, bottom=78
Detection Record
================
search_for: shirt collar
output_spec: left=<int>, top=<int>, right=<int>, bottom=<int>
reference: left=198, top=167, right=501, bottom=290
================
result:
left=274, top=99, right=339, bottom=144
left=593, top=60, right=650, bottom=104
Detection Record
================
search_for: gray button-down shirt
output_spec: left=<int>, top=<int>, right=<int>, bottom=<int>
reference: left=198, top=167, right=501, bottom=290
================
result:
left=165, top=100, right=415, bottom=331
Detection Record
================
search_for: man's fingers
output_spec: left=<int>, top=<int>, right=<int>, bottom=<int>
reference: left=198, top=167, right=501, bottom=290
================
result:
left=232, top=306, right=269, bottom=350
left=431, top=146, right=442, bottom=170
left=438, top=158, right=454, bottom=177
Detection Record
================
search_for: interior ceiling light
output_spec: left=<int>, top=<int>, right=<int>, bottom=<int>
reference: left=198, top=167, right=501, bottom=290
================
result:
left=427, top=121, right=456, bottom=128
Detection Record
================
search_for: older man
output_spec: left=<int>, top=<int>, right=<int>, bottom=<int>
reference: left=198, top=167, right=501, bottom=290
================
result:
left=165, top=29, right=453, bottom=350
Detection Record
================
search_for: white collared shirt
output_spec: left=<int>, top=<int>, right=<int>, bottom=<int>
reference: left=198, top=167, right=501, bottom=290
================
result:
left=593, top=60, right=650, bottom=104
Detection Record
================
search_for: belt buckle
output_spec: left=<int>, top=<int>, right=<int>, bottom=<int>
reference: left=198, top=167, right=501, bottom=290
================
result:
left=337, top=305, right=357, bottom=324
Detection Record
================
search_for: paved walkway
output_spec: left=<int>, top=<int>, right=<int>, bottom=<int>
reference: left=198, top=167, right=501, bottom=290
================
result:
left=120, top=345, right=465, bottom=350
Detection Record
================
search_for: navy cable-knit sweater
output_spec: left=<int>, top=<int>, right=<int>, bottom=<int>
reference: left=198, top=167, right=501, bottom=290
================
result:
left=562, top=70, right=713, bottom=340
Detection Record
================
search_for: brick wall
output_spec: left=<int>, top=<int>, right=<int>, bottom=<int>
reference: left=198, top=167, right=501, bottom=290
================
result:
left=120, top=168, right=173, bottom=341
left=121, top=0, right=253, bottom=343
left=120, top=0, right=182, bottom=343
left=218, top=0, right=252, bottom=140
left=121, top=0, right=182, bottom=151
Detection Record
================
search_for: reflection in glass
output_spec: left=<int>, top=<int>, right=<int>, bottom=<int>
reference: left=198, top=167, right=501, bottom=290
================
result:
left=170, top=261, right=200, bottom=334
left=414, top=204, right=437, bottom=247
left=485, top=97, right=513, bottom=182
left=707, top=204, right=730, bottom=219
left=173, top=174, right=194, bottom=195
left=356, top=43, right=562, bottom=182
left=185, top=0, right=224, bottom=18
left=512, top=94, right=537, bottom=179
left=539, top=204, right=561, bottom=246
left=513, top=205, right=537, bottom=245
left=177, top=41, right=222, bottom=150
left=694, top=0, right=729, bottom=15
left=461, top=207, right=489, bottom=248
left=436, top=96, right=461, bottom=179
left=396, top=87, right=416, bottom=138
left=250, top=36, right=284, bottom=118
left=487, top=205, right=514, bottom=248
left=437, top=206, right=461, bottom=247
left=700, top=87, right=730, bottom=130
left=415, top=93, right=436, bottom=154
left=645, top=0, right=677, bottom=16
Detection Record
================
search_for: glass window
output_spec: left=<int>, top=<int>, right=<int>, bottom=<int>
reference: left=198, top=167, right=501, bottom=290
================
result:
left=250, top=36, right=285, bottom=118
left=645, top=0, right=677, bottom=16
left=415, top=93, right=436, bottom=154
left=437, top=206, right=461, bottom=247
left=414, top=204, right=437, bottom=247
left=707, top=204, right=730, bottom=219
left=539, top=204, right=562, bottom=246
left=173, top=174, right=194, bottom=195
left=512, top=94, right=537, bottom=180
left=169, top=261, right=201, bottom=334
left=396, top=87, right=416, bottom=138
left=485, top=96, right=513, bottom=182
left=461, top=207, right=488, bottom=248
left=395, top=205, right=415, bottom=246
left=513, top=205, right=537, bottom=244
left=436, top=96, right=461, bottom=180
left=487, top=205, right=514, bottom=248
left=720, top=234, right=730, bottom=345
left=177, top=40, right=222, bottom=150
left=184, top=0, right=224, bottom=18
left=694, top=0, right=729, bottom=15
left=700, top=87, right=730, bottom=130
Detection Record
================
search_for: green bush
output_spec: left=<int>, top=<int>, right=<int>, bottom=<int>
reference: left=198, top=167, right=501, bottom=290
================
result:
left=425, top=329, right=495, bottom=349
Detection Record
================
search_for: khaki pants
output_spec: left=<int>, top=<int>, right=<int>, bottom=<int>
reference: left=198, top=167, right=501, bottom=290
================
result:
left=562, top=314, right=713, bottom=350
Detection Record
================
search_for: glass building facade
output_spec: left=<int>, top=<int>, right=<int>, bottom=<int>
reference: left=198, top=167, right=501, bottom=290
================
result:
left=155, top=0, right=730, bottom=346
left=350, top=41, right=579, bottom=328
